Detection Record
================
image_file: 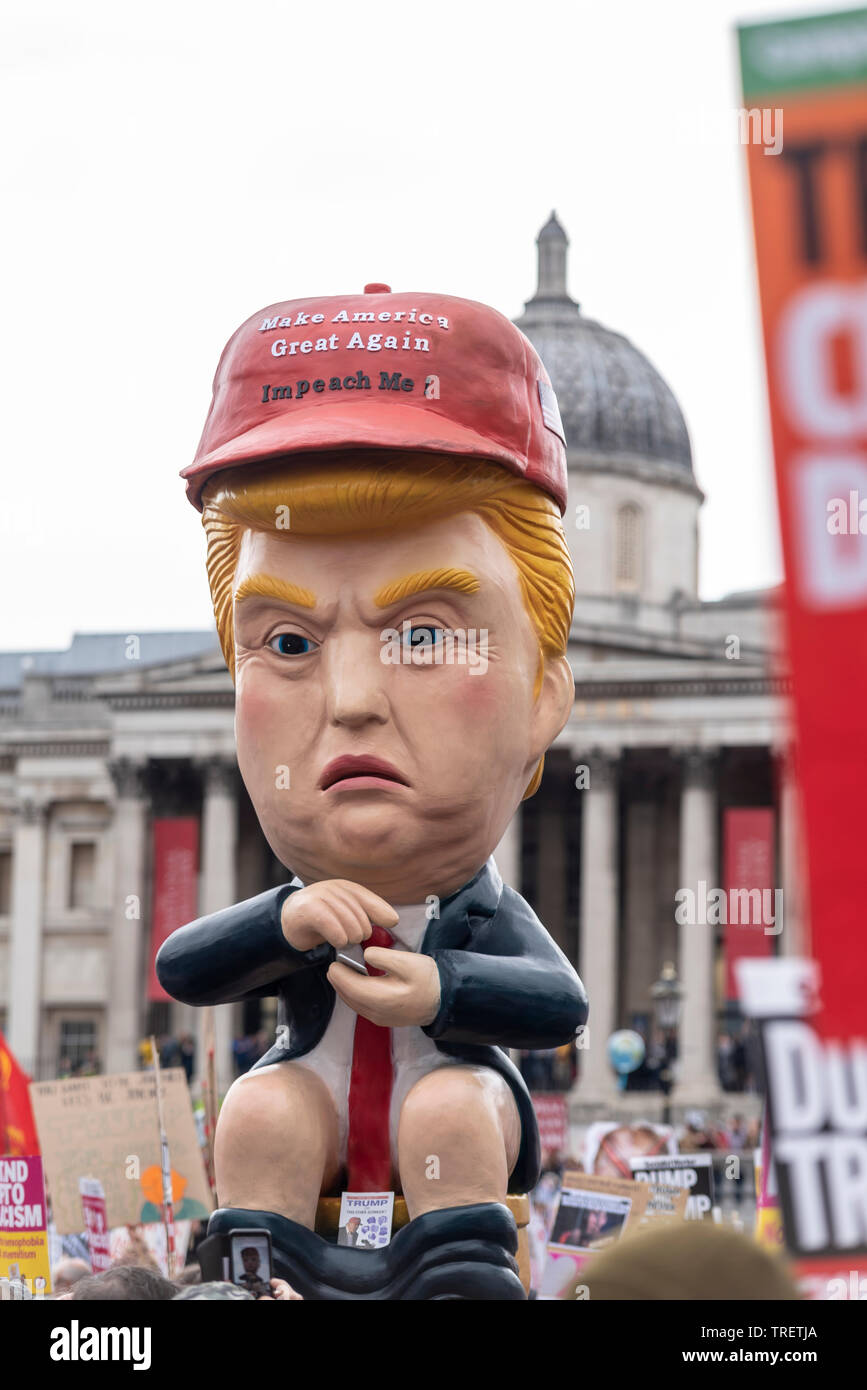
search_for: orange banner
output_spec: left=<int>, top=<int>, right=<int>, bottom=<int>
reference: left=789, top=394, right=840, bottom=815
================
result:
left=741, top=11, right=867, bottom=1038
left=739, top=10, right=867, bottom=1273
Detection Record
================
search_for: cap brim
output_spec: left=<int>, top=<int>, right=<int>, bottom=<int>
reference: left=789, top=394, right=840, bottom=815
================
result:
left=181, top=401, right=530, bottom=510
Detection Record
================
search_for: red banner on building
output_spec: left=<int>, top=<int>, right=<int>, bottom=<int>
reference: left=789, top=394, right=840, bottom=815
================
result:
left=148, top=818, right=199, bottom=1002
left=723, top=808, right=775, bottom=998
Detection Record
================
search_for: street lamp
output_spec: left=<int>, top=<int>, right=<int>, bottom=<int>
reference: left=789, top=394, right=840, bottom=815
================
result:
left=650, top=961, right=683, bottom=1126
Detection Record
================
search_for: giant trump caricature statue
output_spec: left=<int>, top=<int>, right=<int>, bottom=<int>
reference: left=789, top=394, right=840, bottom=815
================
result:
left=157, top=283, right=588, bottom=1300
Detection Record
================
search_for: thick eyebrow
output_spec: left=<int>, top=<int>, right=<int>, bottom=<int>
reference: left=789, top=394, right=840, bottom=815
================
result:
left=374, top=568, right=480, bottom=608
left=234, top=573, right=317, bottom=610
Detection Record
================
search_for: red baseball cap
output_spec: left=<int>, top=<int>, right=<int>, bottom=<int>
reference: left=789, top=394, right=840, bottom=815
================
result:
left=182, top=284, right=568, bottom=513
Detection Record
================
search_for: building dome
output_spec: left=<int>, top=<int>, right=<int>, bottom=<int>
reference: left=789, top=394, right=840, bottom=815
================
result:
left=514, top=212, right=693, bottom=477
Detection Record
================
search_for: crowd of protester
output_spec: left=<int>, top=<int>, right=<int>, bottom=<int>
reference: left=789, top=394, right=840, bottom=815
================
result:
left=1, top=1239, right=301, bottom=1302
left=140, top=1029, right=272, bottom=1081
left=52, top=1261, right=301, bottom=1301
left=2, top=1109, right=783, bottom=1305
left=28, top=1217, right=797, bottom=1303
left=519, top=1024, right=758, bottom=1096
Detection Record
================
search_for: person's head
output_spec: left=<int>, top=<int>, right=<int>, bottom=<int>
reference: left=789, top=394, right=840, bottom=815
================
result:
left=173, top=1281, right=254, bottom=1301
left=241, top=1247, right=261, bottom=1274
left=580, top=1208, right=606, bottom=1241
left=346, top=1217, right=361, bottom=1233
left=200, top=452, right=574, bottom=901
left=70, top=1265, right=177, bottom=1301
left=51, top=1257, right=91, bottom=1294
left=581, top=1222, right=800, bottom=1301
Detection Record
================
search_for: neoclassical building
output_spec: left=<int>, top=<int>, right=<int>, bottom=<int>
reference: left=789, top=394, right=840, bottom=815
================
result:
left=0, top=216, right=802, bottom=1121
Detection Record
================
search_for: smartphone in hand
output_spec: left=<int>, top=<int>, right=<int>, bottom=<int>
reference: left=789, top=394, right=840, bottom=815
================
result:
left=228, top=1229, right=273, bottom=1299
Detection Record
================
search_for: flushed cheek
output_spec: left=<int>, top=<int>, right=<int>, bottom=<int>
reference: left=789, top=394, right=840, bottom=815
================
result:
left=440, top=668, right=530, bottom=734
left=236, top=685, right=303, bottom=785
left=418, top=685, right=528, bottom=784
left=235, top=688, right=282, bottom=768
left=234, top=658, right=278, bottom=730
left=465, top=676, right=521, bottom=721
left=234, top=683, right=270, bottom=744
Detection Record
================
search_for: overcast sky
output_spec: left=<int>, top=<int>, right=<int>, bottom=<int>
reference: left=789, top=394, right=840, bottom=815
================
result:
left=1, top=0, right=809, bottom=651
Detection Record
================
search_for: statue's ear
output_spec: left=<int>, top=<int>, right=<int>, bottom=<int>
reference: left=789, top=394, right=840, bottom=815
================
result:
left=528, top=655, right=574, bottom=765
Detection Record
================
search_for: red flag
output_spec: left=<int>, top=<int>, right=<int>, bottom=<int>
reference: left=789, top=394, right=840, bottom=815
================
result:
left=0, top=1031, right=40, bottom=1156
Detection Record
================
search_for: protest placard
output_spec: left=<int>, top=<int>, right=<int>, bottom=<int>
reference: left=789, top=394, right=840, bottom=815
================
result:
left=583, top=1120, right=676, bottom=1176
left=738, top=957, right=867, bottom=1279
left=0, top=1154, right=51, bottom=1292
left=629, top=1152, right=715, bottom=1220
left=109, top=1220, right=192, bottom=1276
left=79, top=1177, right=112, bottom=1273
left=531, top=1094, right=568, bottom=1162
left=539, top=1171, right=649, bottom=1299
left=640, top=1181, right=689, bottom=1223
left=29, top=1070, right=212, bottom=1234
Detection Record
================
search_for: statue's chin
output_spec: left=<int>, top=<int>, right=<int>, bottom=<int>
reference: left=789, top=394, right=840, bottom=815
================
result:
left=321, top=798, right=415, bottom=853
left=270, top=816, right=491, bottom=898
left=266, top=807, right=419, bottom=875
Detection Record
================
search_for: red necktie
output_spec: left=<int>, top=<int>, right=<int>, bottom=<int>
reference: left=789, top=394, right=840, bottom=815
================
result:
left=346, top=924, right=394, bottom=1191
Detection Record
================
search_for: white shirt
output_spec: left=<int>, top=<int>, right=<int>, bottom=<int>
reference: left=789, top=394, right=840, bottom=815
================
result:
left=281, top=880, right=454, bottom=1168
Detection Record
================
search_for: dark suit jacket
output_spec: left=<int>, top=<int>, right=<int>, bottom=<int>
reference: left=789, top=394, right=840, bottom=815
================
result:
left=156, top=857, right=588, bottom=1192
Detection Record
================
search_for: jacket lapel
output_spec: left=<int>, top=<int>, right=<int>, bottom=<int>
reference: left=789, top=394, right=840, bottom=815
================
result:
left=421, top=856, right=504, bottom=953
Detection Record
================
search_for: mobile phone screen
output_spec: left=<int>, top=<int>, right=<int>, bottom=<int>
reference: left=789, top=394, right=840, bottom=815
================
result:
left=228, top=1231, right=272, bottom=1297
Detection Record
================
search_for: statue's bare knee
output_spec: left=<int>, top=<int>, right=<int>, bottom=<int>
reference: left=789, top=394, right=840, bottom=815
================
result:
left=215, top=1062, right=339, bottom=1226
left=398, top=1067, right=521, bottom=1219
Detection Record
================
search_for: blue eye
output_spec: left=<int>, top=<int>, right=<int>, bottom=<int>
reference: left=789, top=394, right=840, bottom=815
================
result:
left=402, top=625, right=444, bottom=650
left=269, top=633, right=317, bottom=656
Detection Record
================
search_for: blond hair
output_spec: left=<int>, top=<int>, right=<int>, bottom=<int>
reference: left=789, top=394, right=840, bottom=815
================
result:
left=200, top=452, right=574, bottom=799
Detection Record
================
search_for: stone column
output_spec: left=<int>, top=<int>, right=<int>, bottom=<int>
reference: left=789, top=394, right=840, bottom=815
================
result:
left=621, top=799, right=658, bottom=1021
left=199, top=759, right=239, bottom=1095
left=7, top=798, right=48, bottom=1074
left=777, top=745, right=806, bottom=958
left=494, top=808, right=522, bottom=892
left=676, top=749, right=720, bottom=1102
left=577, top=750, right=620, bottom=1100
left=106, top=759, right=149, bottom=1076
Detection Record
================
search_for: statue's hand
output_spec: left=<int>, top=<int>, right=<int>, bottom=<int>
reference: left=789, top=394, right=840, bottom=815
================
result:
left=280, top=879, right=399, bottom=953
left=328, top=949, right=441, bottom=1028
